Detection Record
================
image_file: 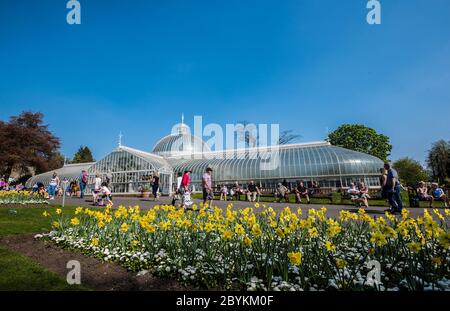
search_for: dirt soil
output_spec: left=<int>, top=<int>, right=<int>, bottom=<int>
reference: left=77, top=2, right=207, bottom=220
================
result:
left=0, top=234, right=188, bottom=291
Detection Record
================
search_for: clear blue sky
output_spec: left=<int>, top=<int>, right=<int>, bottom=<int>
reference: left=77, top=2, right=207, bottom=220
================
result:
left=0, top=0, right=449, bottom=165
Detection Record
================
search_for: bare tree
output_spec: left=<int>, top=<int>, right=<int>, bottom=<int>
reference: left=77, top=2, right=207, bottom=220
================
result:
left=278, top=130, right=301, bottom=145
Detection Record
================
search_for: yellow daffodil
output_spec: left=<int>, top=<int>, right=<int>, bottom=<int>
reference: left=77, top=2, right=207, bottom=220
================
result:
left=336, top=258, right=347, bottom=269
left=370, top=231, right=387, bottom=246
left=235, top=224, right=245, bottom=236
left=438, top=232, right=450, bottom=248
left=120, top=223, right=129, bottom=232
left=56, top=208, right=62, bottom=215
left=243, top=235, right=252, bottom=247
left=325, top=240, right=336, bottom=252
left=70, top=217, right=80, bottom=226
left=251, top=224, right=262, bottom=237
left=308, top=227, right=319, bottom=238
left=223, top=230, right=233, bottom=240
left=287, top=251, right=302, bottom=266
left=407, top=242, right=421, bottom=253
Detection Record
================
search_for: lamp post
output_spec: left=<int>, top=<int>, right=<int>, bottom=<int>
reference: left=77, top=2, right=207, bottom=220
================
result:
left=62, top=177, right=68, bottom=208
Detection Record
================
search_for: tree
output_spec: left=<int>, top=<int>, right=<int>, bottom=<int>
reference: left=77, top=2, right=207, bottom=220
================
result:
left=236, top=120, right=258, bottom=148
left=392, top=157, right=429, bottom=187
left=328, top=124, right=392, bottom=161
left=426, top=140, right=450, bottom=184
left=278, top=130, right=301, bottom=145
left=72, top=146, right=95, bottom=163
left=0, top=111, right=61, bottom=179
left=48, top=151, right=65, bottom=170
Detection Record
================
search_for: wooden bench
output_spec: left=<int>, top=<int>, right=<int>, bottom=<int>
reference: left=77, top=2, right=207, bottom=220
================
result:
left=307, top=188, right=333, bottom=203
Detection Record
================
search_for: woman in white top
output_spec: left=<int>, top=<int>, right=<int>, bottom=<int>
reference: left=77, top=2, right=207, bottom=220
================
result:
left=47, top=172, right=60, bottom=200
left=93, top=174, right=102, bottom=205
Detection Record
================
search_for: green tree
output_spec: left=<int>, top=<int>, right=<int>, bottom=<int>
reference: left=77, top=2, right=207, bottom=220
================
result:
left=426, top=140, right=450, bottom=184
left=0, top=111, right=61, bottom=179
left=328, top=124, right=392, bottom=160
left=72, top=146, right=95, bottom=163
left=392, top=157, right=429, bottom=187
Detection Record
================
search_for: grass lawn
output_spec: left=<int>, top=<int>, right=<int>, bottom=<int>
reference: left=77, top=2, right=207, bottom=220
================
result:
left=0, top=246, right=86, bottom=291
left=0, top=204, right=88, bottom=290
left=0, top=205, right=77, bottom=236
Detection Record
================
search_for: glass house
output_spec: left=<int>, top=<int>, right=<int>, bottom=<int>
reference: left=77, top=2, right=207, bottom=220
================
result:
left=26, top=122, right=384, bottom=194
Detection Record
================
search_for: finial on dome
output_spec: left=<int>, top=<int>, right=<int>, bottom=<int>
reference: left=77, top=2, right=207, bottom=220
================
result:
left=181, top=113, right=184, bottom=125
left=118, top=131, right=123, bottom=147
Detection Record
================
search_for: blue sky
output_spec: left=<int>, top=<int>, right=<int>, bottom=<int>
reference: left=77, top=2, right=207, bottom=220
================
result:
left=0, top=0, right=449, bottom=165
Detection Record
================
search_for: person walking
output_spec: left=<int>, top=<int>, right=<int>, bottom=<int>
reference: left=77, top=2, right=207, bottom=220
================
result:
left=79, top=170, right=88, bottom=199
left=181, top=170, right=192, bottom=210
left=202, top=167, right=214, bottom=208
left=384, top=162, right=403, bottom=214
left=171, top=172, right=183, bottom=206
left=152, top=172, right=160, bottom=201
left=93, top=174, right=102, bottom=205
left=105, top=170, right=113, bottom=188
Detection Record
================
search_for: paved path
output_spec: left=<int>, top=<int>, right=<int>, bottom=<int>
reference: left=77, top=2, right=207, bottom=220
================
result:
left=52, top=196, right=447, bottom=221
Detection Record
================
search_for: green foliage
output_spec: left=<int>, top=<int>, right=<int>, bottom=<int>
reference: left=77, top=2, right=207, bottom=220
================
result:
left=427, top=140, right=450, bottom=184
left=328, top=124, right=392, bottom=161
left=331, top=192, right=342, bottom=205
left=0, top=205, right=77, bottom=236
left=0, top=111, right=61, bottom=178
left=393, top=157, right=429, bottom=187
left=72, top=146, right=95, bottom=163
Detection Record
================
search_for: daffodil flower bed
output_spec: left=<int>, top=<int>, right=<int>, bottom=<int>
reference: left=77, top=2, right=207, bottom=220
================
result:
left=42, top=204, right=450, bottom=291
left=0, top=190, right=48, bottom=205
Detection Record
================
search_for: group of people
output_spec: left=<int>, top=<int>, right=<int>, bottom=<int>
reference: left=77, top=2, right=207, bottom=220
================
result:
left=171, top=167, right=214, bottom=210
left=416, top=181, right=449, bottom=208
left=90, top=173, right=113, bottom=206
left=217, top=180, right=261, bottom=202
left=0, top=177, right=25, bottom=192
left=379, top=162, right=404, bottom=214
left=347, top=182, right=371, bottom=208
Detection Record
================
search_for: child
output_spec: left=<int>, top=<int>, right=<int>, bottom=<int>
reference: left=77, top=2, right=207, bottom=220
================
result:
left=100, top=182, right=113, bottom=207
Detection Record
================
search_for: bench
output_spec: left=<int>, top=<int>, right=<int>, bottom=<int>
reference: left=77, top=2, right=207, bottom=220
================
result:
left=307, top=188, right=333, bottom=203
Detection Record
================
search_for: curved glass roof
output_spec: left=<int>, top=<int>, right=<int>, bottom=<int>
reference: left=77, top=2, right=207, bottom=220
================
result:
left=152, top=133, right=211, bottom=157
left=169, top=142, right=383, bottom=183
left=89, top=145, right=172, bottom=174
left=25, top=162, right=94, bottom=188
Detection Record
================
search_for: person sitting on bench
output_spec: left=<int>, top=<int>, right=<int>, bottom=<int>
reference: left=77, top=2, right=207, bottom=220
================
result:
left=294, top=181, right=310, bottom=204
left=246, top=180, right=260, bottom=202
left=347, top=183, right=360, bottom=206
left=431, top=183, right=449, bottom=208
left=232, top=181, right=243, bottom=201
left=416, top=181, right=434, bottom=207
left=275, top=183, right=289, bottom=203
